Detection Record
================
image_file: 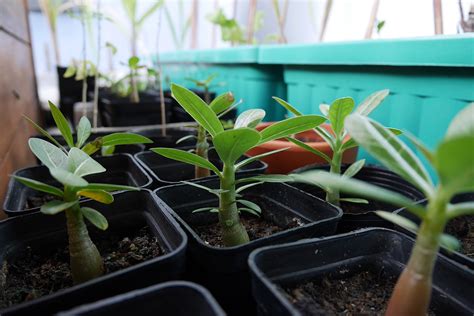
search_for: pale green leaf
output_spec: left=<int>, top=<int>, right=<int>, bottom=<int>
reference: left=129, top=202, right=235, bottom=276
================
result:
left=339, top=198, right=369, bottom=204
left=101, top=145, right=116, bottom=156
left=272, top=96, right=303, bottom=116
left=181, top=181, right=226, bottom=196
left=12, top=176, right=63, bottom=197
left=192, top=207, right=218, bottom=213
left=440, top=233, right=461, bottom=253
left=29, top=138, right=68, bottom=170
left=63, top=64, right=76, bottom=78
left=213, top=128, right=261, bottom=164
left=137, top=0, right=164, bottom=28
left=404, top=132, right=434, bottom=163
left=210, top=92, right=235, bottom=115
left=286, top=137, right=331, bottom=163
left=236, top=174, right=294, bottom=184
left=238, top=199, right=261, bottom=213
left=234, top=109, right=265, bottom=129
left=77, top=189, right=114, bottom=204
left=328, top=97, right=354, bottom=136
left=101, top=133, right=152, bottom=146
left=176, top=135, right=196, bottom=145
left=68, top=148, right=105, bottom=177
left=23, top=115, right=65, bottom=150
left=375, top=211, right=418, bottom=232
left=259, top=115, right=326, bottom=144
left=240, top=207, right=260, bottom=217
left=41, top=200, right=77, bottom=215
left=85, top=183, right=139, bottom=192
left=445, top=103, right=474, bottom=140
left=50, top=168, right=88, bottom=187
left=49, top=101, right=74, bottom=148
left=81, top=207, right=108, bottom=230
left=235, top=181, right=263, bottom=194
left=342, top=159, right=365, bottom=178
left=356, top=89, right=390, bottom=116
left=235, top=147, right=288, bottom=170
left=447, top=202, right=474, bottom=219
left=151, top=148, right=221, bottom=176
left=319, top=103, right=329, bottom=116
left=76, top=117, right=91, bottom=148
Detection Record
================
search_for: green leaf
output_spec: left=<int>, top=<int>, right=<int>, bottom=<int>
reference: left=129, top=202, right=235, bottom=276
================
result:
left=404, top=132, right=434, bottom=163
left=77, top=189, right=114, bottom=204
left=356, top=89, right=390, bottom=116
left=23, top=115, right=65, bottom=150
left=341, top=138, right=357, bottom=151
left=314, top=126, right=335, bottom=148
left=106, top=42, right=117, bottom=55
left=101, top=145, right=116, bottom=156
left=12, top=176, right=63, bottom=197
left=81, top=207, right=108, bottom=230
left=213, top=128, right=261, bottom=164
left=171, top=84, right=223, bottom=137
left=101, top=133, right=152, bottom=146
left=68, top=148, right=105, bottom=177
left=239, top=207, right=260, bottom=217
left=128, top=56, right=139, bottom=68
left=259, top=115, right=326, bottom=144
left=176, top=135, right=196, bottom=144
left=235, top=147, right=289, bottom=170
left=41, top=200, right=77, bottom=215
left=234, top=109, right=265, bottom=129
left=342, top=159, right=365, bottom=178
left=434, top=136, right=474, bottom=194
left=192, top=207, right=218, bottom=213
left=49, top=101, right=74, bottom=148
left=328, top=97, right=354, bottom=136
left=286, top=137, right=331, bottom=163
left=345, top=114, right=433, bottom=195
left=50, top=168, right=88, bottom=187
left=339, top=198, right=369, bottom=204
left=29, top=138, right=68, bottom=170
left=210, top=92, right=235, bottom=115
left=76, top=117, right=91, bottom=148
left=63, top=64, right=76, bottom=78
left=181, top=181, right=227, bottom=196
left=319, top=104, right=329, bottom=116
left=137, top=0, right=164, bottom=28
left=236, top=174, right=294, bottom=184
left=85, top=183, right=139, bottom=192
left=152, top=148, right=221, bottom=176
left=235, top=181, right=263, bottom=193
left=272, top=97, right=303, bottom=116
left=439, top=233, right=461, bottom=252
left=375, top=211, right=418, bottom=232
left=121, top=0, right=136, bottom=22
left=445, top=103, right=474, bottom=140
left=447, top=202, right=474, bottom=219
left=238, top=199, right=261, bottom=213
left=292, top=171, right=426, bottom=219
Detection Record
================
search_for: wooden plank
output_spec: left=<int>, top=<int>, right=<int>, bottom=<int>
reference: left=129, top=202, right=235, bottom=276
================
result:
left=0, top=0, right=29, bottom=43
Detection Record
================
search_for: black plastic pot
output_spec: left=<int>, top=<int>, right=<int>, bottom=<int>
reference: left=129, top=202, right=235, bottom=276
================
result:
left=3, top=154, right=152, bottom=216
left=395, top=192, right=474, bottom=270
left=291, top=164, right=425, bottom=232
left=0, top=190, right=187, bottom=315
left=136, top=147, right=267, bottom=188
left=99, top=92, right=172, bottom=127
left=57, top=66, right=95, bottom=123
left=155, top=180, right=342, bottom=315
left=249, top=228, right=473, bottom=316
left=59, top=281, right=224, bottom=316
left=131, top=127, right=197, bottom=149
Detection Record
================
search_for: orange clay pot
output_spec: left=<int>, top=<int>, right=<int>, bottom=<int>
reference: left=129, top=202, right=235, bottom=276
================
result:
left=246, top=122, right=359, bottom=174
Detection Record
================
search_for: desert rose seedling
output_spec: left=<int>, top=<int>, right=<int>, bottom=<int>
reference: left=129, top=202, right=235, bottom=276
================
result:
left=153, top=84, right=326, bottom=246
left=274, top=90, right=392, bottom=205
left=294, top=103, right=474, bottom=316
left=13, top=138, right=139, bottom=283
left=24, top=100, right=152, bottom=156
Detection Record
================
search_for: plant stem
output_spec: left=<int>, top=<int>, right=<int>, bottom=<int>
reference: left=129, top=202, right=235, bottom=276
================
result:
left=386, top=191, right=447, bottom=316
left=219, top=164, right=249, bottom=246
left=130, top=65, right=140, bottom=103
left=326, top=147, right=342, bottom=205
left=195, top=86, right=211, bottom=178
left=64, top=188, right=103, bottom=284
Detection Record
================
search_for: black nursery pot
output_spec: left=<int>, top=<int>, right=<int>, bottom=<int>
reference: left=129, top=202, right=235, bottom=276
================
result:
left=3, top=153, right=152, bottom=216
left=136, top=147, right=267, bottom=188
left=59, top=281, right=225, bottom=316
left=131, top=127, right=197, bottom=149
left=99, top=92, right=173, bottom=127
left=292, top=164, right=425, bottom=232
left=395, top=192, right=474, bottom=270
left=249, top=228, right=474, bottom=316
left=0, top=190, right=187, bottom=315
left=154, top=180, right=342, bottom=315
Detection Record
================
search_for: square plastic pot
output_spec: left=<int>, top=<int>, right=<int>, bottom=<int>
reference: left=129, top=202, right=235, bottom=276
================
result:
left=249, top=228, right=473, bottom=316
left=59, top=281, right=224, bottom=316
left=135, top=147, right=267, bottom=188
left=3, top=154, right=152, bottom=216
left=0, top=190, right=187, bottom=315
left=154, top=180, right=342, bottom=315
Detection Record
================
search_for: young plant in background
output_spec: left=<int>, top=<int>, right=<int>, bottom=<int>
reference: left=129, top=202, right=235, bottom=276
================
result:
left=13, top=139, right=139, bottom=283
left=24, top=101, right=152, bottom=156
left=153, top=84, right=326, bottom=246
left=163, top=0, right=191, bottom=50
left=274, top=89, right=390, bottom=206
left=294, top=103, right=474, bottom=316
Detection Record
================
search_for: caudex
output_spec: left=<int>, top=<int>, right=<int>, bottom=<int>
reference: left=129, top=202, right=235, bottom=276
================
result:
left=294, top=103, right=474, bottom=315
left=153, top=84, right=325, bottom=246
left=275, top=89, right=395, bottom=206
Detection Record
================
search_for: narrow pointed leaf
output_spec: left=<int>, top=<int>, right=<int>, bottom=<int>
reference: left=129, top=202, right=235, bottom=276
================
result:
left=447, top=202, right=474, bottom=219
left=405, top=133, right=434, bottom=163
left=341, top=138, right=357, bottom=151
left=236, top=174, right=294, bottom=184
left=234, top=109, right=265, bottom=129
left=213, top=128, right=261, bottom=164
left=272, top=97, right=303, bottom=116
left=439, top=233, right=461, bottom=252
left=101, top=133, right=152, bottom=146
left=356, top=89, right=390, bottom=116
left=23, top=115, right=65, bottom=150
left=445, top=103, right=474, bottom=140
left=81, top=207, right=108, bottom=230
left=339, top=198, right=369, bottom=204
left=181, top=181, right=227, bottom=196
left=76, top=117, right=92, bottom=148
left=101, top=145, right=116, bottom=156
left=259, top=115, right=326, bottom=144
left=235, top=147, right=288, bottom=170
left=342, top=159, right=365, bottom=178
left=152, top=148, right=221, bottom=176
left=85, top=183, right=139, bottom=192
left=68, top=148, right=105, bottom=177
left=236, top=181, right=263, bottom=193
left=176, top=135, right=196, bottom=144
left=29, top=138, right=68, bottom=170
left=171, top=84, right=223, bottom=137
left=12, top=176, right=63, bottom=197
left=41, top=200, right=77, bottom=215
left=192, top=207, right=218, bottom=213
left=238, top=199, right=261, bottom=213
left=319, top=104, right=329, bottom=116
left=50, top=168, right=88, bottom=187
left=49, top=101, right=74, bottom=148
left=240, top=207, right=260, bottom=217
left=286, top=137, right=331, bottom=163
left=210, top=92, right=235, bottom=115
left=328, top=97, right=354, bottom=136
left=77, top=189, right=114, bottom=204
left=375, top=211, right=418, bottom=232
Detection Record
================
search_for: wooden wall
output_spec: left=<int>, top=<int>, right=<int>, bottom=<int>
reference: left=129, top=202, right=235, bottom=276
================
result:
left=0, top=0, right=39, bottom=218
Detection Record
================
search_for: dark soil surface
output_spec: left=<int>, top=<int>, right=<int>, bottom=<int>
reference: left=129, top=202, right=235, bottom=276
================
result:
left=193, top=213, right=304, bottom=247
left=0, top=227, right=163, bottom=308
left=25, top=194, right=56, bottom=209
left=284, top=270, right=429, bottom=316
left=446, top=215, right=474, bottom=258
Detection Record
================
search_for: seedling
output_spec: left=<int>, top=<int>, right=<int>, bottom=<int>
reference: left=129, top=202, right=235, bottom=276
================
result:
left=24, top=101, right=152, bottom=156
left=14, top=138, right=139, bottom=283
left=274, top=90, right=390, bottom=206
left=294, top=103, right=474, bottom=315
left=153, top=84, right=326, bottom=246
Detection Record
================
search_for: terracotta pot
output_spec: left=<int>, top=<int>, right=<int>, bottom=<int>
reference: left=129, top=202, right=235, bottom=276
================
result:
left=246, top=122, right=358, bottom=174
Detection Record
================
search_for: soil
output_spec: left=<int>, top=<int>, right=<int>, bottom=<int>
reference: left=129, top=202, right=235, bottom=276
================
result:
left=283, top=270, right=435, bottom=316
left=193, top=213, right=304, bottom=247
left=0, top=227, right=163, bottom=308
left=25, top=194, right=56, bottom=209
left=445, top=215, right=474, bottom=258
